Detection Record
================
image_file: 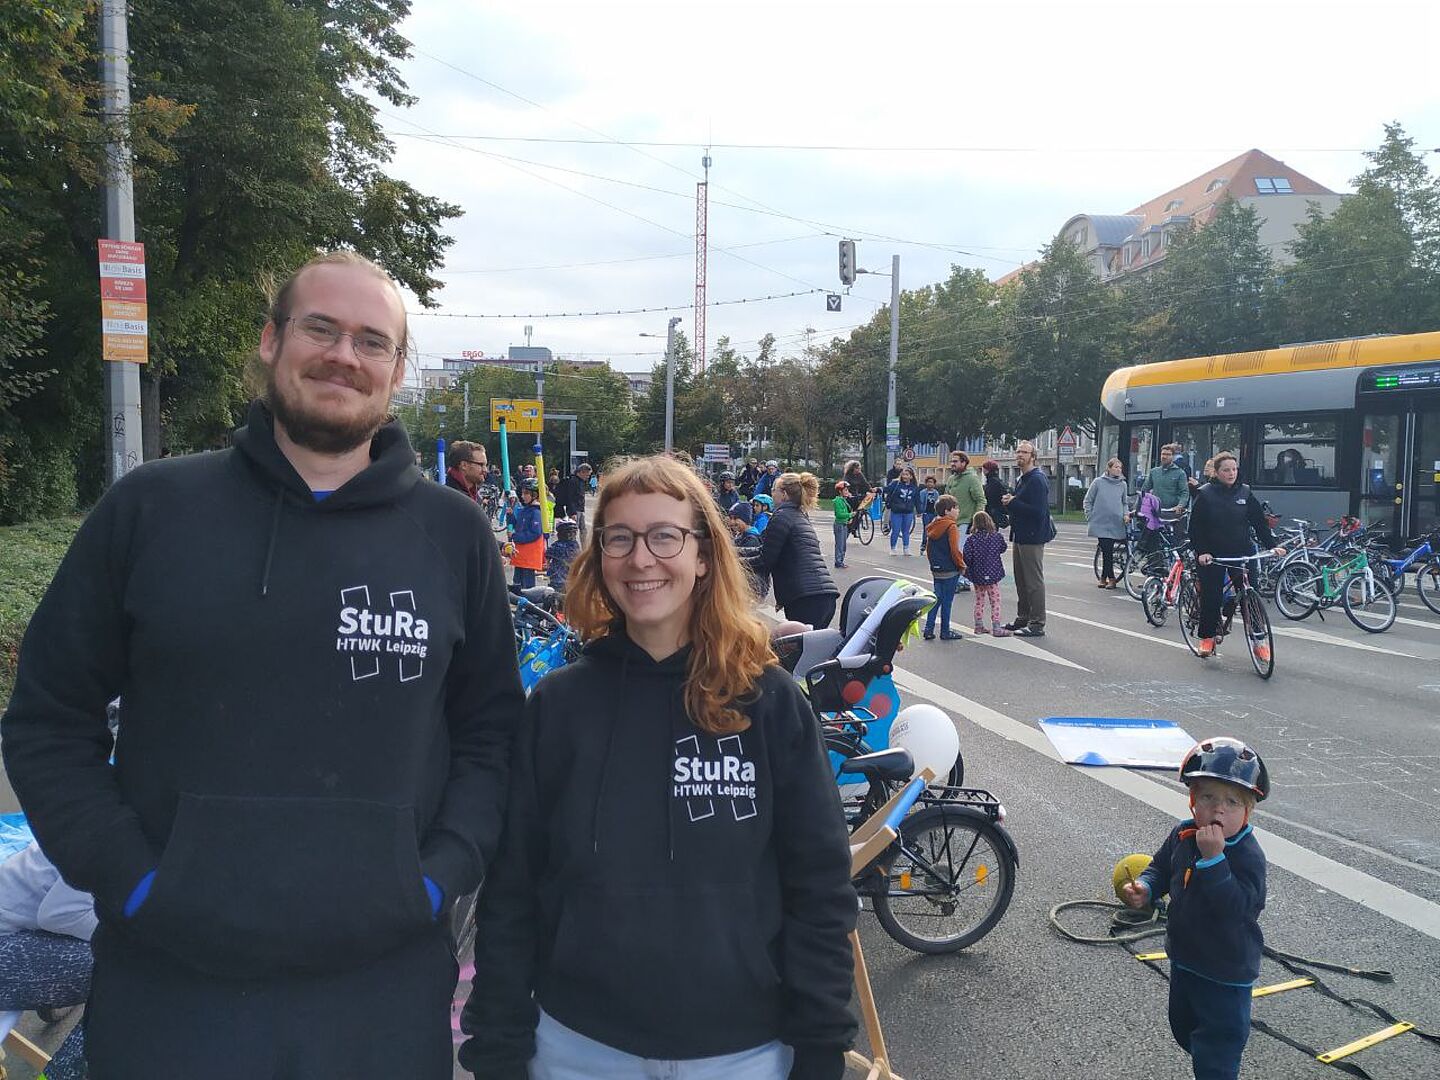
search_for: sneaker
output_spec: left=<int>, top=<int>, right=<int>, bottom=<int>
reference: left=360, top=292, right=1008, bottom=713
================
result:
left=940, top=631, right=963, bottom=640
left=1003, top=620, right=1027, bottom=632
left=974, top=623, right=989, bottom=635
left=888, top=548, right=897, bottom=556
left=1252, top=642, right=1271, bottom=663
left=1198, top=637, right=1216, bottom=658
left=1096, top=579, right=1110, bottom=589
left=1014, top=625, right=1045, bottom=638
left=991, top=626, right=1013, bottom=637
left=922, top=630, right=936, bottom=641
left=903, top=548, right=913, bottom=556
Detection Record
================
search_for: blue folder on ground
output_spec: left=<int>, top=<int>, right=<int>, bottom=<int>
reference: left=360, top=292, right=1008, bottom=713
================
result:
left=1039, top=717, right=1196, bottom=769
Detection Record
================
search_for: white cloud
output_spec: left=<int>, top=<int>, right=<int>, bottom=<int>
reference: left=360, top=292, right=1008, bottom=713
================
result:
left=384, top=0, right=1440, bottom=371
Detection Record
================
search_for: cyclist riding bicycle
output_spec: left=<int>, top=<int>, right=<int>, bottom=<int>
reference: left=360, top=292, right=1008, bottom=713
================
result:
left=1188, top=452, right=1285, bottom=660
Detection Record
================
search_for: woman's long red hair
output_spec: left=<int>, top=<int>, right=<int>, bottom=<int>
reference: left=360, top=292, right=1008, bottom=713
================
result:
left=564, top=456, right=775, bottom=734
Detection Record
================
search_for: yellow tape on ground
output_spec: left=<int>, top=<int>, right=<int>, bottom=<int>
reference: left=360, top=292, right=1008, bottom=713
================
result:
left=1317, top=1022, right=1414, bottom=1064
left=1251, top=977, right=1314, bottom=999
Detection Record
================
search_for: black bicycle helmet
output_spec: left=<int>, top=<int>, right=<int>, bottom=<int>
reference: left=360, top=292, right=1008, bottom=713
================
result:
left=1180, top=737, right=1270, bottom=801
left=718, top=471, right=734, bottom=482
left=520, top=478, right=541, bottom=494
left=555, top=516, right=578, bottom=539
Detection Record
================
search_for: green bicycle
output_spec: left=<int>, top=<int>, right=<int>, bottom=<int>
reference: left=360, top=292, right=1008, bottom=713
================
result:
left=1273, top=548, right=1396, bottom=633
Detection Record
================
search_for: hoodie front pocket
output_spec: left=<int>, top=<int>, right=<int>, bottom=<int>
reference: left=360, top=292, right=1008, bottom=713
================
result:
left=133, top=793, right=432, bottom=979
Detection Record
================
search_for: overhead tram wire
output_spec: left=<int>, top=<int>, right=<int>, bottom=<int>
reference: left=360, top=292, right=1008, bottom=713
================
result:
left=402, top=50, right=1014, bottom=270
left=382, top=114, right=853, bottom=296
left=405, top=287, right=826, bottom=321
left=437, top=233, right=825, bottom=274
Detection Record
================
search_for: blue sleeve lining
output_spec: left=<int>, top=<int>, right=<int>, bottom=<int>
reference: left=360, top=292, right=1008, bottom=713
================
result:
left=1194, top=853, right=1226, bottom=869
left=124, top=869, right=156, bottom=917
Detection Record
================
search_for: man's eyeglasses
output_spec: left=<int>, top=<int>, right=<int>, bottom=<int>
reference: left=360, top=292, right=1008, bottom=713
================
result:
left=596, top=523, right=705, bottom=559
left=288, top=316, right=401, bottom=364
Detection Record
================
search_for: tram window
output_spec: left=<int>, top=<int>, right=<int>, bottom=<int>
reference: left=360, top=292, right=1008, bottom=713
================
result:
left=1259, top=419, right=1337, bottom=486
left=1172, top=422, right=1242, bottom=476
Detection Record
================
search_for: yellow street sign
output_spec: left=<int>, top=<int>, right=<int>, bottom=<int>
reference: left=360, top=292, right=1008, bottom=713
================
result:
left=490, top=397, right=543, bottom=433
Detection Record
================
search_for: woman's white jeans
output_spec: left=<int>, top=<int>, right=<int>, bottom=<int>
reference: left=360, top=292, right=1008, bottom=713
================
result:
left=530, top=1010, right=793, bottom=1080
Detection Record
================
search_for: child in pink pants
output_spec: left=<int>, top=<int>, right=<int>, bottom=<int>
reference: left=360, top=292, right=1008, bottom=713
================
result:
left=962, top=511, right=1011, bottom=636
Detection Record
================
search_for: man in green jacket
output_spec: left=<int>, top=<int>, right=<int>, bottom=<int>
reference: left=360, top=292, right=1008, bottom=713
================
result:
left=945, top=450, right=986, bottom=589
left=1141, top=444, right=1190, bottom=520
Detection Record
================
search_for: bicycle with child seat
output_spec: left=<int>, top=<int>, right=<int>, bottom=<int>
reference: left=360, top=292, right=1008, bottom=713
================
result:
left=853, top=491, right=876, bottom=545
left=822, top=715, right=1017, bottom=954
left=1124, top=520, right=1185, bottom=601
left=1273, top=548, right=1396, bottom=633
left=1140, top=544, right=1195, bottom=628
left=1178, top=552, right=1278, bottom=678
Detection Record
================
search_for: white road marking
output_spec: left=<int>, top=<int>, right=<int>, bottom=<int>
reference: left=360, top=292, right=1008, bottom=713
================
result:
left=1045, top=609, right=1191, bottom=650
left=1271, top=625, right=1426, bottom=659
left=891, top=668, right=1440, bottom=943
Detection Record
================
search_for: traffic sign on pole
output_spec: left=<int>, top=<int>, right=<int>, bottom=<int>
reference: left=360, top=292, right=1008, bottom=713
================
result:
left=1058, top=425, right=1077, bottom=461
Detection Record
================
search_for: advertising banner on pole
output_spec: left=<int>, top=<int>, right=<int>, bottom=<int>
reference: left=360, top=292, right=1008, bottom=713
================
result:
left=98, top=240, right=148, bottom=363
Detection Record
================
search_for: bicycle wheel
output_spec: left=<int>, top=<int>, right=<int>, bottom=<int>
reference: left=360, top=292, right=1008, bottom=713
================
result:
left=1141, top=576, right=1168, bottom=627
left=1124, top=551, right=1163, bottom=601
left=872, top=805, right=1015, bottom=954
left=1273, top=563, right=1320, bottom=621
left=1342, top=572, right=1396, bottom=633
left=856, top=513, right=874, bottom=546
left=1177, top=575, right=1203, bottom=656
left=1417, top=560, right=1440, bottom=615
left=1241, top=588, right=1274, bottom=679
left=1093, top=543, right=1105, bottom=582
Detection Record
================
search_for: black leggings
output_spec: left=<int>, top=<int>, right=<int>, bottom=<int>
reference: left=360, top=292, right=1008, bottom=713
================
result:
left=1197, top=563, right=1244, bottom=639
left=1097, top=538, right=1118, bottom=580
left=785, top=594, right=837, bottom=630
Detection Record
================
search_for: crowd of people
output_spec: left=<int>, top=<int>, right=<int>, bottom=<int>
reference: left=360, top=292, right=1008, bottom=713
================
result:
left=0, top=250, right=1277, bottom=1080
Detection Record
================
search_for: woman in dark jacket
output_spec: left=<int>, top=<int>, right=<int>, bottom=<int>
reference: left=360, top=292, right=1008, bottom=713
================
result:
left=754, top=472, right=839, bottom=629
left=983, top=460, right=1009, bottom=529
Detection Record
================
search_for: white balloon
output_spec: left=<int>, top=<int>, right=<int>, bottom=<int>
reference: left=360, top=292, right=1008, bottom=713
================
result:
left=889, top=704, right=960, bottom=785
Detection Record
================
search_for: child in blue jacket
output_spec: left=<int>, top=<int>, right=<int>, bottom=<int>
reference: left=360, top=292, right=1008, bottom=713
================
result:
left=1122, top=737, right=1269, bottom=1080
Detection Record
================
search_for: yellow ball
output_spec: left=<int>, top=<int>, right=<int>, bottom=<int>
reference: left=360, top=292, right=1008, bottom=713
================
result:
left=1113, top=854, right=1153, bottom=902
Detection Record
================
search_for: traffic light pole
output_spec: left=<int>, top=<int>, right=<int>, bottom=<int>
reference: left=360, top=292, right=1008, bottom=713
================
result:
left=100, top=1, right=143, bottom=486
left=885, top=254, right=899, bottom=473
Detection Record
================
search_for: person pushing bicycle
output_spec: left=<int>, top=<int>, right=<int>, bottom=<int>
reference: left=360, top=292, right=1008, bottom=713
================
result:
left=1187, top=452, right=1284, bottom=660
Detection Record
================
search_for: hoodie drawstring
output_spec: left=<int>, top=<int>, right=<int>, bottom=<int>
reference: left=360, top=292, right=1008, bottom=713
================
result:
left=259, top=489, right=284, bottom=598
left=591, top=653, right=629, bottom=854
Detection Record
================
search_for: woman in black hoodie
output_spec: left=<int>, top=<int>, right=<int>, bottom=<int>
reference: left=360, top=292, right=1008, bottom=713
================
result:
left=461, top=455, right=857, bottom=1080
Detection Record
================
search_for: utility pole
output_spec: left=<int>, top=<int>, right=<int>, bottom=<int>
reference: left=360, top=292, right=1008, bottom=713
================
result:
left=463, top=380, right=470, bottom=433
left=100, top=1, right=143, bottom=486
left=664, top=316, right=680, bottom=453
left=886, top=254, right=900, bottom=473
left=694, top=150, right=710, bottom=375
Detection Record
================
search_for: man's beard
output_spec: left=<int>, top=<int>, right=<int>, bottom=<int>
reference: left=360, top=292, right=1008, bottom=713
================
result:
left=265, top=353, right=391, bottom=455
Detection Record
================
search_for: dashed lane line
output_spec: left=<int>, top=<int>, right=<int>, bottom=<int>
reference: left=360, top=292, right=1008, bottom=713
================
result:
left=1044, top=608, right=1191, bottom=650
left=890, top=667, right=1440, bottom=943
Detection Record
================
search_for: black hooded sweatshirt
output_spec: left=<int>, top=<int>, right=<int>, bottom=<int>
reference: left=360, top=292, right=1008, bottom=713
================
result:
left=2, top=402, right=525, bottom=983
left=460, top=632, right=857, bottom=1080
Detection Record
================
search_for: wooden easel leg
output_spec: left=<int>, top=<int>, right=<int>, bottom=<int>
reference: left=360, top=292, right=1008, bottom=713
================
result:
left=3, top=1030, right=50, bottom=1070
left=851, top=929, right=900, bottom=1079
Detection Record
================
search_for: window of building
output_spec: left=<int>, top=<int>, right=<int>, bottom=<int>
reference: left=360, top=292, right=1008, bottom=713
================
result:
left=1258, top=418, right=1338, bottom=486
left=1124, top=245, right=1134, bottom=267
left=1165, top=199, right=1183, bottom=212
left=1205, top=178, right=1226, bottom=193
left=1142, top=237, right=1150, bottom=258
left=1254, top=177, right=1294, bottom=195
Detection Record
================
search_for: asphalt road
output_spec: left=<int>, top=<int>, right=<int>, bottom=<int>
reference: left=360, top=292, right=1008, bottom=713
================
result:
left=824, top=519, right=1440, bottom=1080
left=5, top=519, right=1439, bottom=1079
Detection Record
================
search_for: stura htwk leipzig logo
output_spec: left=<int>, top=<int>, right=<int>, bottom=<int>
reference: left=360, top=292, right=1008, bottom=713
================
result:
left=673, top=734, right=758, bottom=823
left=335, top=586, right=429, bottom=683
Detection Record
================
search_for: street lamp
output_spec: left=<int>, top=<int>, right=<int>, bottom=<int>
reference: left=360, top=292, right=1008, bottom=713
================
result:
left=640, top=316, right=683, bottom=453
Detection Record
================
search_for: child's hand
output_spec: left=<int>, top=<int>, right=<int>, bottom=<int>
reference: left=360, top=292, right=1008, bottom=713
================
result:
left=1120, top=880, right=1150, bottom=909
left=1195, top=823, right=1225, bottom=859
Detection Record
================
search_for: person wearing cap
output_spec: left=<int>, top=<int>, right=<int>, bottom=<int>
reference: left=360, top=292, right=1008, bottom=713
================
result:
left=1121, top=737, right=1269, bottom=1080
left=831, top=481, right=852, bottom=569
left=739, top=458, right=760, bottom=497
left=725, top=501, right=767, bottom=597
left=750, top=493, right=773, bottom=532
left=551, top=462, right=593, bottom=537
left=715, top=471, right=740, bottom=512
left=754, top=461, right=780, bottom=498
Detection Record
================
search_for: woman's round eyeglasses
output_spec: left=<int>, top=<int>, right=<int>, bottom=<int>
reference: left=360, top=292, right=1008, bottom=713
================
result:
left=596, top=524, right=705, bottom=559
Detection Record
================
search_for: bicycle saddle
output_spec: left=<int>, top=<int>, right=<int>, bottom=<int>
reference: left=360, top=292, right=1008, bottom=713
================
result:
left=519, top=585, right=558, bottom=608
left=836, top=748, right=915, bottom=783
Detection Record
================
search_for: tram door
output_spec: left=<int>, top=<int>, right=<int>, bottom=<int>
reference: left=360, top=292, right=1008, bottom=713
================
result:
left=1360, top=408, right=1440, bottom=540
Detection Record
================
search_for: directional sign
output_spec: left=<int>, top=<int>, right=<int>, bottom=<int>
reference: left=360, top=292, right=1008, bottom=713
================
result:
left=98, top=240, right=147, bottom=363
left=1058, top=424, right=1077, bottom=460
left=826, top=293, right=842, bottom=312
left=886, top=435, right=901, bottom=451
left=490, top=397, right=543, bottom=433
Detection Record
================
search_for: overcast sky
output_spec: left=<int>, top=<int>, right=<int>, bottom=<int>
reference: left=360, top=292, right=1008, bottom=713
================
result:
left=382, top=0, right=1440, bottom=376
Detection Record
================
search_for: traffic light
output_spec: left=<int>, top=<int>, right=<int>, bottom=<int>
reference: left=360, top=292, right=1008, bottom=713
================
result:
left=838, top=239, right=856, bottom=286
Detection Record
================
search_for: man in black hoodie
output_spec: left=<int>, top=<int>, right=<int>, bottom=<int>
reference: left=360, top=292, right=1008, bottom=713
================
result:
left=2, top=251, right=525, bottom=1078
